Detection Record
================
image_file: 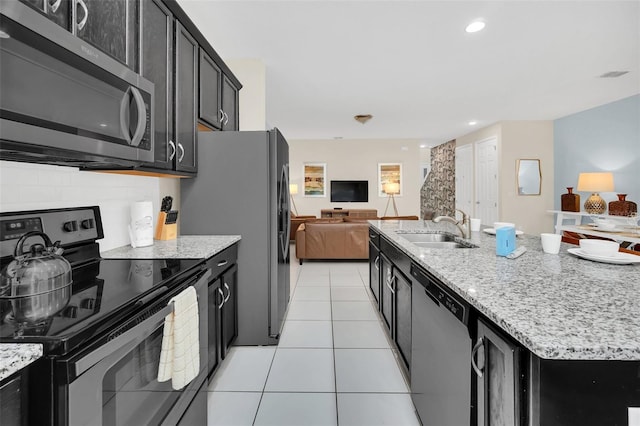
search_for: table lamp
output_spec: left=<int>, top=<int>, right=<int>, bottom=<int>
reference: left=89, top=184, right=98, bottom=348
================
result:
left=576, top=172, right=614, bottom=214
left=289, top=183, right=299, bottom=216
left=383, top=182, right=400, bottom=216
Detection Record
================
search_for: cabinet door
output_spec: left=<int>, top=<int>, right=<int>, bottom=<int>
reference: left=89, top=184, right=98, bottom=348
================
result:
left=140, top=0, right=173, bottom=169
left=380, top=253, right=393, bottom=334
left=207, top=278, right=221, bottom=376
left=199, top=50, right=222, bottom=130
left=174, top=22, right=198, bottom=173
left=368, top=243, right=381, bottom=307
left=74, top=0, right=138, bottom=70
left=220, top=265, right=238, bottom=359
left=0, top=374, right=24, bottom=426
left=394, top=269, right=411, bottom=370
left=475, top=320, right=521, bottom=426
left=19, top=0, right=70, bottom=29
left=221, top=75, right=239, bottom=131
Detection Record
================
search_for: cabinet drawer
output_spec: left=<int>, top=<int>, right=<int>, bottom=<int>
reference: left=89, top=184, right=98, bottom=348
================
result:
left=380, top=236, right=411, bottom=278
left=368, top=227, right=380, bottom=248
left=206, top=244, right=238, bottom=278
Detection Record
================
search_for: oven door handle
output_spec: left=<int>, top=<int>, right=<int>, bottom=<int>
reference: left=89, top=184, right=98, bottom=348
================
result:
left=72, top=269, right=211, bottom=376
left=73, top=302, right=174, bottom=376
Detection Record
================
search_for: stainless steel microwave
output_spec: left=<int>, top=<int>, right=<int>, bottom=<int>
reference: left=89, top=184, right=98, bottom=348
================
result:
left=0, top=2, right=154, bottom=167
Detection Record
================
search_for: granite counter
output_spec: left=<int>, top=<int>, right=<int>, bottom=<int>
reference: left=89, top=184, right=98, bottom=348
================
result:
left=0, top=344, right=43, bottom=381
left=370, top=220, right=640, bottom=361
left=101, top=235, right=241, bottom=260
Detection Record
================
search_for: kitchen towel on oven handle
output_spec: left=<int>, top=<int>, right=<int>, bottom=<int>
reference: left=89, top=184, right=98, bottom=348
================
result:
left=157, top=285, right=200, bottom=390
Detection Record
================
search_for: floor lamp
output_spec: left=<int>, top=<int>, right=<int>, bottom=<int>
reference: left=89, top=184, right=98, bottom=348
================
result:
left=289, top=184, right=299, bottom=216
left=383, top=183, right=400, bottom=217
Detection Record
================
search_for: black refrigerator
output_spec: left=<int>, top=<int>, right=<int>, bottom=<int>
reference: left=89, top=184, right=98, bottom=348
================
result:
left=181, top=129, right=290, bottom=345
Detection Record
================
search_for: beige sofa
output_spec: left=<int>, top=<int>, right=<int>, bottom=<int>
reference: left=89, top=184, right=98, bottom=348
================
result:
left=295, top=218, right=370, bottom=264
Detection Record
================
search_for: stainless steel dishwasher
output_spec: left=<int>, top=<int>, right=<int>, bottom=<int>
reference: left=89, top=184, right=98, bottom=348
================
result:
left=410, top=264, right=473, bottom=426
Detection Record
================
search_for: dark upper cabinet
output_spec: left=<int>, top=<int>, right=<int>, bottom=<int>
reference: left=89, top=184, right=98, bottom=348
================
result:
left=198, top=51, right=239, bottom=131
left=174, top=21, right=198, bottom=173
left=140, top=0, right=173, bottom=170
left=74, top=0, right=138, bottom=70
left=18, top=0, right=70, bottom=29
left=199, top=49, right=223, bottom=130
left=221, top=75, right=239, bottom=130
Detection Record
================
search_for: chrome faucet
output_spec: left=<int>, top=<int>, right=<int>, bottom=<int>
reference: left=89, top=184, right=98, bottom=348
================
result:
left=433, top=209, right=471, bottom=239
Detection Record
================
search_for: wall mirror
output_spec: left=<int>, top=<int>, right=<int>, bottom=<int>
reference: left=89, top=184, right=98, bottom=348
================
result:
left=517, top=159, right=541, bottom=195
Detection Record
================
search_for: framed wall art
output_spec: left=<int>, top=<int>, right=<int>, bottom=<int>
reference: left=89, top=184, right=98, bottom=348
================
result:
left=303, top=163, right=326, bottom=197
left=378, top=163, right=402, bottom=197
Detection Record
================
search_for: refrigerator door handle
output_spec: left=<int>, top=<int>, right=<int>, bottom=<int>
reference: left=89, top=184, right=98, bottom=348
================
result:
left=280, top=164, right=291, bottom=258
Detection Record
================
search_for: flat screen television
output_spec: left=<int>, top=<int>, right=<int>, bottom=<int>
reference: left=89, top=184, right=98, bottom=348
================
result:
left=330, top=180, right=368, bottom=202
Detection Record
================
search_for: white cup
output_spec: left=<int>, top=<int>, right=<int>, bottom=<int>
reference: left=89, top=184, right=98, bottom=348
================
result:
left=470, top=218, right=481, bottom=232
left=541, top=233, right=562, bottom=254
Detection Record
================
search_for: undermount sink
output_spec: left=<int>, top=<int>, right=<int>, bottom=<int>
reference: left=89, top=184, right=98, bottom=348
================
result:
left=396, top=232, right=477, bottom=249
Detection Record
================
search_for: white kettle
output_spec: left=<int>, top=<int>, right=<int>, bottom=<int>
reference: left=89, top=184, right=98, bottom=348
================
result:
left=128, top=201, right=154, bottom=248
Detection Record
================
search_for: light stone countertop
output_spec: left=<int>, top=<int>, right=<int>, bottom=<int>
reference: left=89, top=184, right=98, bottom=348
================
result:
left=370, top=220, right=640, bottom=361
left=101, top=235, right=241, bottom=259
left=0, top=344, right=43, bottom=381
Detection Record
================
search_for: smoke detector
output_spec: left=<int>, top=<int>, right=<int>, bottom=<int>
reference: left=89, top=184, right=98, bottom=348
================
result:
left=354, top=114, right=373, bottom=124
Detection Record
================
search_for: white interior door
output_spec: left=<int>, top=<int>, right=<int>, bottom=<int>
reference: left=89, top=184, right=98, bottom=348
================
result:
left=475, top=137, right=498, bottom=225
left=455, top=144, right=473, bottom=217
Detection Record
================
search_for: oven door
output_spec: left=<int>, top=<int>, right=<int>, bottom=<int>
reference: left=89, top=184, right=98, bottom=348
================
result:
left=56, top=269, right=209, bottom=426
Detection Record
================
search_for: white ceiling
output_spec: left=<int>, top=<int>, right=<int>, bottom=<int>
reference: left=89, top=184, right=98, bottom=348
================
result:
left=177, top=0, right=639, bottom=145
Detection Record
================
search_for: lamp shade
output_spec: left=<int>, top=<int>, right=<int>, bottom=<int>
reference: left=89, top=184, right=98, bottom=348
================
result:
left=289, top=184, right=299, bottom=195
left=383, top=182, right=400, bottom=195
left=576, top=172, right=614, bottom=192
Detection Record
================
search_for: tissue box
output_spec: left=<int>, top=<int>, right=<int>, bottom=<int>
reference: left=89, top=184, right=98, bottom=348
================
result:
left=496, top=226, right=516, bottom=256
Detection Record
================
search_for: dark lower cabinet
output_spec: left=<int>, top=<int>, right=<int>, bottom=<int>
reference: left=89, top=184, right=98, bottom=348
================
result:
left=474, top=319, right=526, bottom=426
left=206, top=247, right=238, bottom=378
left=0, top=372, right=27, bottom=426
left=394, top=270, right=411, bottom=370
left=368, top=242, right=380, bottom=306
left=380, top=253, right=393, bottom=334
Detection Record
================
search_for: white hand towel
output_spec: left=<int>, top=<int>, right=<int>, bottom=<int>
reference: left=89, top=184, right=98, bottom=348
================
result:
left=157, top=286, right=200, bottom=390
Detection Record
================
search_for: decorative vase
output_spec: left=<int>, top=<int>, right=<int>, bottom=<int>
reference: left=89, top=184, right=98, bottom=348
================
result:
left=561, top=187, right=580, bottom=212
left=609, top=194, right=637, bottom=216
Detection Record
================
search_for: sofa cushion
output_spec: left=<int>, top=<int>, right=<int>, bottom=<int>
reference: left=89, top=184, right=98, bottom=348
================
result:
left=306, top=218, right=344, bottom=224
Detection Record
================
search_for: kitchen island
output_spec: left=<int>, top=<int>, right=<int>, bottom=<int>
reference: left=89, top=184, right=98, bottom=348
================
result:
left=369, top=219, right=640, bottom=426
left=0, top=344, right=42, bottom=381
left=371, top=219, right=640, bottom=361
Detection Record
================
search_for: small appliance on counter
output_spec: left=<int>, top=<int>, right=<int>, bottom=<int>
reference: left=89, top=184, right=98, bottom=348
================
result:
left=129, top=201, right=154, bottom=248
left=156, top=196, right=178, bottom=241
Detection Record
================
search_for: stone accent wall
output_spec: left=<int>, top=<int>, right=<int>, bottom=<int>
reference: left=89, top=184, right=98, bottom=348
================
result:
left=420, top=140, right=456, bottom=219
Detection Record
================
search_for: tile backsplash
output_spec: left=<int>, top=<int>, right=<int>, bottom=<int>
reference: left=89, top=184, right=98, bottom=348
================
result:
left=0, top=161, right=160, bottom=252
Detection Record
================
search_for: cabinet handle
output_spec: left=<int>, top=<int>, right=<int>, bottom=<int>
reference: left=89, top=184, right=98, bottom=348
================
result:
left=217, top=287, right=225, bottom=309
left=223, top=111, right=229, bottom=125
left=48, top=0, right=62, bottom=13
left=217, top=260, right=228, bottom=267
left=219, top=109, right=224, bottom=123
left=177, top=142, right=185, bottom=162
left=168, top=140, right=176, bottom=160
left=223, top=282, right=231, bottom=303
left=386, top=276, right=396, bottom=294
left=471, top=337, right=484, bottom=378
left=374, top=255, right=379, bottom=271
left=76, top=0, right=88, bottom=31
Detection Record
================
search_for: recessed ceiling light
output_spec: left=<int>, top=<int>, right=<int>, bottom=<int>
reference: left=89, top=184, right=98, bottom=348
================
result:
left=465, top=20, right=485, bottom=33
left=468, top=121, right=478, bottom=126
left=419, top=144, right=427, bottom=149
left=354, top=114, right=373, bottom=124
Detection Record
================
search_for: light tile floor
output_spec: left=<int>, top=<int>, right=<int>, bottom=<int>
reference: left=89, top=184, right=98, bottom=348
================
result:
left=207, top=254, right=421, bottom=425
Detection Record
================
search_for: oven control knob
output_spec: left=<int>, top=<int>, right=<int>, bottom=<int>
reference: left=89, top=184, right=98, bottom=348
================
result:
left=63, top=221, right=78, bottom=232
left=62, top=305, right=78, bottom=318
left=81, top=219, right=95, bottom=229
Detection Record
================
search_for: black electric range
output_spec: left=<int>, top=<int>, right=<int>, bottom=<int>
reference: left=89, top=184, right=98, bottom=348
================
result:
left=0, top=206, right=203, bottom=355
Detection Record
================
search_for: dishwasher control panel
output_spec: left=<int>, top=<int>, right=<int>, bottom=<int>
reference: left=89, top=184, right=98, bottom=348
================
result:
left=411, top=264, right=469, bottom=324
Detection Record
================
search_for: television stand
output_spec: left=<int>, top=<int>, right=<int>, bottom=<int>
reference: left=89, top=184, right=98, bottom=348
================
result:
left=321, top=209, right=377, bottom=218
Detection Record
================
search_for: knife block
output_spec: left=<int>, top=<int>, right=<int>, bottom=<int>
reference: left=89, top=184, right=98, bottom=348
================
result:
left=155, top=211, right=177, bottom=240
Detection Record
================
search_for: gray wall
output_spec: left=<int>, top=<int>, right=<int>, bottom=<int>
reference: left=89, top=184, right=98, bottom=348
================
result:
left=554, top=94, right=639, bottom=211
